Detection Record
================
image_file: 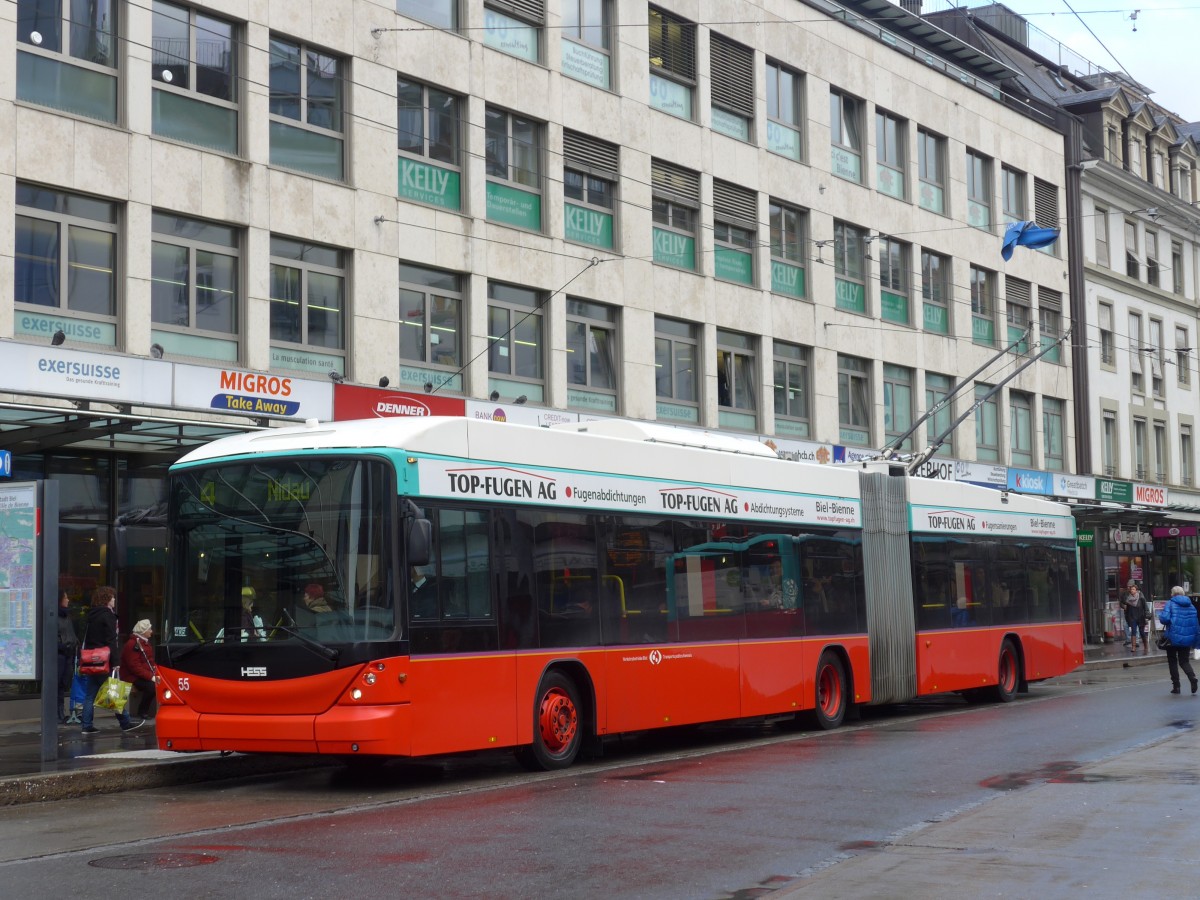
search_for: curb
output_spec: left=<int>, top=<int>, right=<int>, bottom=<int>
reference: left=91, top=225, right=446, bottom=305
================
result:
left=0, top=752, right=334, bottom=807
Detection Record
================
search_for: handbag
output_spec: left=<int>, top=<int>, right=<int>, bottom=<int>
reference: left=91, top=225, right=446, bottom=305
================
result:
left=1156, top=632, right=1171, bottom=650
left=78, top=645, right=111, bottom=675
left=93, top=669, right=131, bottom=713
left=69, top=671, right=89, bottom=706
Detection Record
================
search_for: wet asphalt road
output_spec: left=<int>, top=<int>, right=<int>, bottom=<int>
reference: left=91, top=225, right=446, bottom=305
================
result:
left=0, top=665, right=1183, bottom=898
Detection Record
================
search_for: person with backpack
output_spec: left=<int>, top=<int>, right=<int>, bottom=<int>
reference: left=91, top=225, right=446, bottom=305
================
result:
left=1158, top=585, right=1199, bottom=695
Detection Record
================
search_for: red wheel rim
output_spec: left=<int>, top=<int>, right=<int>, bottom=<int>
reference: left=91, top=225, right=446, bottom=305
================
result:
left=999, top=647, right=1017, bottom=693
left=538, top=687, right=578, bottom=755
left=817, top=664, right=842, bottom=718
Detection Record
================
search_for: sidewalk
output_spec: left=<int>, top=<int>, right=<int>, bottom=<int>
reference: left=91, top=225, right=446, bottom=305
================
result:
left=0, top=643, right=1165, bottom=806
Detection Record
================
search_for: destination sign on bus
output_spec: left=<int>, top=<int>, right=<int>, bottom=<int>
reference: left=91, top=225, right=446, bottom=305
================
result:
left=418, top=459, right=861, bottom=527
left=910, top=504, right=1073, bottom=538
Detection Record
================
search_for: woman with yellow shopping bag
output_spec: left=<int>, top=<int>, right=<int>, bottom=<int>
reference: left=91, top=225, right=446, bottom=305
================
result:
left=79, top=586, right=141, bottom=735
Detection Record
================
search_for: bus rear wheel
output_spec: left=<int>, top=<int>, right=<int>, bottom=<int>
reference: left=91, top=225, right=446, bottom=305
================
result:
left=988, top=639, right=1020, bottom=703
left=518, top=671, right=583, bottom=771
left=814, top=652, right=847, bottom=730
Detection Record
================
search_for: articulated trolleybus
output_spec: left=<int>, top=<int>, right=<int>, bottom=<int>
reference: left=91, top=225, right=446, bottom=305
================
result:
left=156, top=416, right=1083, bottom=769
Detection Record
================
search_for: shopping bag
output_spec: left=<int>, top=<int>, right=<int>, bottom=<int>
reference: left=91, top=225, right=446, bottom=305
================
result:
left=70, top=672, right=89, bottom=707
left=94, top=672, right=131, bottom=713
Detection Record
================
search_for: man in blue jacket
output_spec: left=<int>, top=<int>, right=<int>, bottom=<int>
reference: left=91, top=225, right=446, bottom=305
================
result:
left=1158, top=586, right=1199, bottom=694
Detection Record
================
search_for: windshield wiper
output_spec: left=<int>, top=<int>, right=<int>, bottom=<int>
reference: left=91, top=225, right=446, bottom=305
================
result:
left=273, top=609, right=340, bottom=662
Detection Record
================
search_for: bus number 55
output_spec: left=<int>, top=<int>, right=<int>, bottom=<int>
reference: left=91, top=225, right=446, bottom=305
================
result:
left=177, top=677, right=190, bottom=692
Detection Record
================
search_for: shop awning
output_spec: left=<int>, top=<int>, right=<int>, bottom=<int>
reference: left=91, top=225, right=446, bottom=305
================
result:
left=0, top=401, right=262, bottom=466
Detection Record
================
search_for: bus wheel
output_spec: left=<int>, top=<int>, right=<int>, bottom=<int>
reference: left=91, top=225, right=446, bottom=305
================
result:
left=814, top=652, right=847, bottom=730
left=989, top=639, right=1020, bottom=703
left=522, top=671, right=582, bottom=771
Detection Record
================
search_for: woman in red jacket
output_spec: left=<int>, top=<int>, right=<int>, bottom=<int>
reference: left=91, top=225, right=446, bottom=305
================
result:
left=120, top=619, right=158, bottom=722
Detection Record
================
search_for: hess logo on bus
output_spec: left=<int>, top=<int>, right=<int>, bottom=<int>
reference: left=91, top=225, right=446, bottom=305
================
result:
left=241, top=666, right=267, bottom=677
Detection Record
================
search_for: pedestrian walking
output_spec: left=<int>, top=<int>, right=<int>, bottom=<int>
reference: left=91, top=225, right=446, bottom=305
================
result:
left=1121, top=580, right=1150, bottom=651
left=80, top=586, right=140, bottom=734
left=1158, top=585, right=1199, bottom=695
left=120, top=619, right=158, bottom=722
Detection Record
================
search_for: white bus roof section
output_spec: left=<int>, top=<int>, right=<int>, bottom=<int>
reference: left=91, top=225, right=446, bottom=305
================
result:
left=174, top=416, right=862, bottom=502
left=551, top=419, right=779, bottom=458
left=907, top=474, right=1072, bottom=518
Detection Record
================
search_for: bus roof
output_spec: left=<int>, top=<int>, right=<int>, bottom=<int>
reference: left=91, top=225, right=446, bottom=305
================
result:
left=172, top=416, right=863, bottom=500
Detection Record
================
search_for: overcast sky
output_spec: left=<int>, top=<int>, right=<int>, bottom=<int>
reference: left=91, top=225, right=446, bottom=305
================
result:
left=1024, top=2, right=1198, bottom=122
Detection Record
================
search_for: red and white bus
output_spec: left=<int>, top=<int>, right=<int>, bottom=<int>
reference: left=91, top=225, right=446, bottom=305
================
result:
left=156, top=417, right=1083, bottom=768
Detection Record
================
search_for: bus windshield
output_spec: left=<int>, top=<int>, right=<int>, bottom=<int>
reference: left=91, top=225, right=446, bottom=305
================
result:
left=166, top=457, right=395, bottom=648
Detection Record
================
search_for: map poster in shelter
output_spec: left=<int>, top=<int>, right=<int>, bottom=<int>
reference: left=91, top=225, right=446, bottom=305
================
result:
left=0, top=483, right=37, bottom=680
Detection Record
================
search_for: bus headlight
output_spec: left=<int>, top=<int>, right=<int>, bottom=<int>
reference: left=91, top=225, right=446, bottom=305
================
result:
left=351, top=688, right=362, bottom=700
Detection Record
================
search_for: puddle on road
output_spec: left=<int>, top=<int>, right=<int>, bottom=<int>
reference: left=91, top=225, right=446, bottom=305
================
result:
left=89, top=852, right=219, bottom=870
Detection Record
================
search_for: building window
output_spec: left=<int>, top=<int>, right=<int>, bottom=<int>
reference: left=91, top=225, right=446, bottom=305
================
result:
left=268, top=36, right=344, bottom=180
left=648, top=6, right=695, bottom=120
left=1129, top=312, right=1144, bottom=393
left=879, top=238, right=909, bottom=325
left=485, top=106, right=543, bottom=231
left=1133, top=417, right=1147, bottom=480
left=1152, top=151, right=1166, bottom=190
left=1145, top=230, right=1160, bottom=287
left=1149, top=318, right=1164, bottom=397
left=484, top=1, right=542, bottom=62
left=970, top=265, right=996, bottom=346
left=1154, top=421, right=1168, bottom=484
left=1173, top=242, right=1184, bottom=295
left=921, top=250, right=950, bottom=335
left=487, top=281, right=545, bottom=402
left=710, top=33, right=753, bottom=141
left=564, top=131, right=618, bottom=250
left=150, top=211, right=239, bottom=362
left=397, top=78, right=463, bottom=210
left=1129, top=139, right=1142, bottom=177
left=1002, top=166, right=1025, bottom=224
left=151, top=1, right=239, bottom=154
left=834, top=221, right=866, bottom=314
left=773, top=342, right=810, bottom=438
left=399, top=263, right=463, bottom=394
left=769, top=199, right=806, bottom=299
left=16, top=0, right=118, bottom=122
left=1182, top=425, right=1193, bottom=486
left=975, top=383, right=999, bottom=462
left=1099, top=302, right=1115, bottom=365
left=1033, top=177, right=1059, bottom=255
left=1038, top=289, right=1063, bottom=364
left=651, top=160, right=699, bottom=271
left=1005, top=277, right=1031, bottom=354
left=837, top=354, right=871, bottom=446
left=717, top=330, right=757, bottom=431
left=14, top=183, right=118, bottom=347
left=269, top=237, right=345, bottom=375
left=655, top=316, right=699, bottom=423
left=765, top=60, right=803, bottom=161
left=875, top=110, right=905, bottom=200
left=561, top=0, right=613, bottom=89
left=1009, top=391, right=1033, bottom=467
left=1101, top=411, right=1117, bottom=475
left=1095, top=207, right=1109, bottom=267
left=396, top=0, right=456, bottom=30
left=917, top=128, right=945, bottom=214
left=966, top=150, right=992, bottom=231
left=1177, top=325, right=1191, bottom=386
left=566, top=298, right=618, bottom=413
left=925, top=372, right=953, bottom=457
left=713, top=180, right=757, bottom=286
left=1043, top=397, right=1064, bottom=471
left=883, top=365, right=914, bottom=452
left=830, top=90, right=863, bottom=183
left=1125, top=220, right=1139, bottom=278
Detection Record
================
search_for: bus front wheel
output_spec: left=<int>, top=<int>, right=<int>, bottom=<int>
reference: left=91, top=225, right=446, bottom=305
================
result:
left=814, top=652, right=847, bottom=730
left=988, top=639, right=1020, bottom=703
left=518, top=671, right=583, bottom=771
